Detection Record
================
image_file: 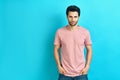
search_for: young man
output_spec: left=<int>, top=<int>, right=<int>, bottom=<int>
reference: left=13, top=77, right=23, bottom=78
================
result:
left=54, top=5, right=92, bottom=80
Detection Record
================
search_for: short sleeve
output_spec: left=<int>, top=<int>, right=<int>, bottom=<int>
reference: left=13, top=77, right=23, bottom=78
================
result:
left=54, top=30, right=61, bottom=46
left=84, top=30, right=92, bottom=45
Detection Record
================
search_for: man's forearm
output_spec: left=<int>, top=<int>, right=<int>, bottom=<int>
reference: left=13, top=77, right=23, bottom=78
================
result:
left=54, top=49, right=61, bottom=67
left=85, top=47, right=92, bottom=67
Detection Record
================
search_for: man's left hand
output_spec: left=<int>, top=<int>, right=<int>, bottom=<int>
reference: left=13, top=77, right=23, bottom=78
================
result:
left=80, top=65, right=90, bottom=75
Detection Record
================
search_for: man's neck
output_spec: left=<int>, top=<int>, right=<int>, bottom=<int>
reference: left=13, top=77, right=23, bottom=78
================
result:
left=67, top=25, right=78, bottom=31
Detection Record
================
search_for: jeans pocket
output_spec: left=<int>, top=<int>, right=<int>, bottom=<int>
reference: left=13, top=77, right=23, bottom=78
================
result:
left=58, top=73, right=71, bottom=80
left=81, top=74, right=88, bottom=80
left=75, top=74, right=88, bottom=80
left=82, top=74, right=87, bottom=76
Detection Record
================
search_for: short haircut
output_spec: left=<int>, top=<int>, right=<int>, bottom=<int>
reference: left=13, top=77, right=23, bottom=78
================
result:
left=66, top=5, right=80, bottom=16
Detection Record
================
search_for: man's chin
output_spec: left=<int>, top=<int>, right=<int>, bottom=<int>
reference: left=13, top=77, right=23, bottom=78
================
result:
left=70, top=24, right=77, bottom=27
left=69, top=22, right=78, bottom=27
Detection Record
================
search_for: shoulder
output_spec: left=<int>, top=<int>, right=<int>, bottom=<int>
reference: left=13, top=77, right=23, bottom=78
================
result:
left=79, top=26, right=89, bottom=31
left=56, top=26, right=66, bottom=34
left=79, top=26, right=90, bottom=33
left=78, top=26, right=91, bottom=37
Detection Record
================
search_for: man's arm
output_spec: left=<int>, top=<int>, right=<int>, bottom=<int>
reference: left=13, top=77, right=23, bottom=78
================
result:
left=54, top=45, right=65, bottom=74
left=85, top=45, right=92, bottom=68
left=80, top=45, right=92, bottom=74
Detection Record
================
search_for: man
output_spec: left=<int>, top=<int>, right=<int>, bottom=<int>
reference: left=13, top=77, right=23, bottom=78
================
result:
left=54, top=5, right=92, bottom=80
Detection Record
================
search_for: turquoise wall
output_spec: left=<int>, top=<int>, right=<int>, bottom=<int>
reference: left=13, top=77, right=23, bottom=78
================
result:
left=0, top=0, right=120, bottom=80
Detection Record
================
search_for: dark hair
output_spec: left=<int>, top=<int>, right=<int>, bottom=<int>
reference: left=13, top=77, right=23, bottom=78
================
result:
left=66, top=5, right=80, bottom=16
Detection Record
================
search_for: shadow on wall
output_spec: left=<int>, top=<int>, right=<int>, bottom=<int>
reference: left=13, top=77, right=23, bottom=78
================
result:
left=38, top=14, right=65, bottom=80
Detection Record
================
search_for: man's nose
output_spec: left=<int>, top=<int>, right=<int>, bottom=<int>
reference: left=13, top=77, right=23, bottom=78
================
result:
left=71, top=18, right=75, bottom=21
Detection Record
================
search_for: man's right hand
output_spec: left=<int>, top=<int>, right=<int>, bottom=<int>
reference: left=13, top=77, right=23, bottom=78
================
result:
left=58, top=65, right=66, bottom=74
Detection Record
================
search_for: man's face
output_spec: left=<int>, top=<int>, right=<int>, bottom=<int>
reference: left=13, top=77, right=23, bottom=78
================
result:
left=67, top=11, right=79, bottom=27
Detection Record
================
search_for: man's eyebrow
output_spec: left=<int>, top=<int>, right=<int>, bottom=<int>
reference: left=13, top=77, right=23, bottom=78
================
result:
left=68, top=16, right=72, bottom=17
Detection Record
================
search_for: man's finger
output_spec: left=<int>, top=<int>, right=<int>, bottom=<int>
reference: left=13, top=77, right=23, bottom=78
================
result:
left=80, top=70, right=83, bottom=74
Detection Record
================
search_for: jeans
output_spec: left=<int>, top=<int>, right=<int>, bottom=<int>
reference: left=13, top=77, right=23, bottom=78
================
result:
left=58, top=74, right=88, bottom=80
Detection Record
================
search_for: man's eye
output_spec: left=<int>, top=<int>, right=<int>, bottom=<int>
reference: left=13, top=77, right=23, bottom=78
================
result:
left=74, top=16, right=78, bottom=18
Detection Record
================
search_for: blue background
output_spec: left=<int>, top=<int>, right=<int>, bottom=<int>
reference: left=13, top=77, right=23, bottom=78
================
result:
left=0, top=0, right=120, bottom=80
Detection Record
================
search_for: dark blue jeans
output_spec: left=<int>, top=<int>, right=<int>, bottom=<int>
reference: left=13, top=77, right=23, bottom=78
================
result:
left=58, top=74, right=88, bottom=80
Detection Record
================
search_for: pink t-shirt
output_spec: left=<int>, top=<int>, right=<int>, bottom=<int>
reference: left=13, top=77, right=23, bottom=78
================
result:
left=54, top=26, right=92, bottom=77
